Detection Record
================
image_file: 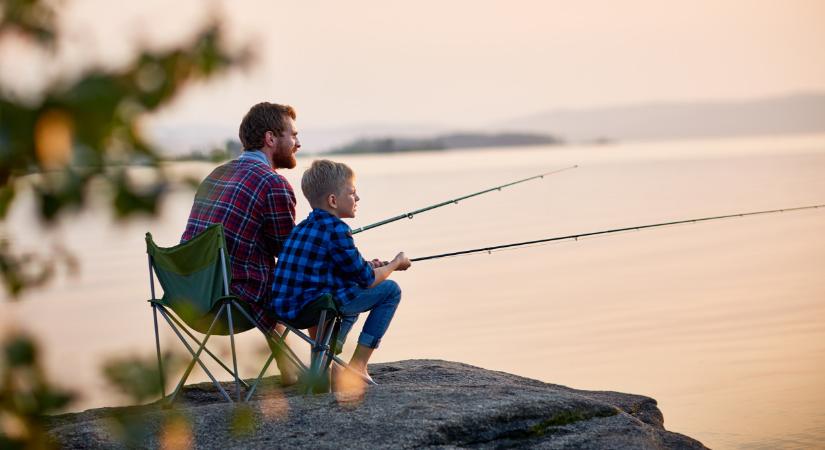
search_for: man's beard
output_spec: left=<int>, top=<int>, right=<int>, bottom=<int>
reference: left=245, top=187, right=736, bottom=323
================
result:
left=271, top=147, right=297, bottom=169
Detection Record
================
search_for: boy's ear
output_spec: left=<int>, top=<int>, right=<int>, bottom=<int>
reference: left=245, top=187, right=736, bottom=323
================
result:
left=327, top=193, right=337, bottom=209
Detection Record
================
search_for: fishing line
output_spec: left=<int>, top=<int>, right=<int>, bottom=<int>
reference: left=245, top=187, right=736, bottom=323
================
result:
left=410, top=204, right=825, bottom=262
left=351, top=165, right=578, bottom=234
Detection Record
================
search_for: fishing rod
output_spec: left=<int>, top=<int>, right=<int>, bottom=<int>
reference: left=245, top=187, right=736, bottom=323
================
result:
left=410, top=203, right=825, bottom=262
left=351, top=165, right=578, bottom=235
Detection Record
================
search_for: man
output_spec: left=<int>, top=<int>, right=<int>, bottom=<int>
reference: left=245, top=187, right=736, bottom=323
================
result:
left=181, top=102, right=301, bottom=384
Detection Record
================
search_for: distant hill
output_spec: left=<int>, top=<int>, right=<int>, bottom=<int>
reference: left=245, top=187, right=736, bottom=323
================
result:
left=499, top=92, right=825, bottom=142
left=147, top=93, right=825, bottom=156
left=328, top=132, right=561, bottom=154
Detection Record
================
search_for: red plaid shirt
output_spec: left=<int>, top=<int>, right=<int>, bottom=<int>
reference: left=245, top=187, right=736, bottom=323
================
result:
left=181, top=153, right=296, bottom=305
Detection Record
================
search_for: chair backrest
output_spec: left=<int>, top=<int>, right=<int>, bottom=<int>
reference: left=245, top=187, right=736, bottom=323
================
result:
left=146, top=223, right=254, bottom=335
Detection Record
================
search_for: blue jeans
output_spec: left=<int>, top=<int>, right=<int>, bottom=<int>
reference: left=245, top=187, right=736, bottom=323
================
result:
left=336, top=280, right=402, bottom=349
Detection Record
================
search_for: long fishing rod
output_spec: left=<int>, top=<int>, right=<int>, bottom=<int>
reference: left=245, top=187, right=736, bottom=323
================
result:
left=410, top=204, right=825, bottom=262
left=351, top=165, right=578, bottom=234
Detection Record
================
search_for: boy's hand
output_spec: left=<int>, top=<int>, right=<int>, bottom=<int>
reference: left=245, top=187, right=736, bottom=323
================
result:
left=392, top=252, right=412, bottom=271
left=368, top=253, right=411, bottom=288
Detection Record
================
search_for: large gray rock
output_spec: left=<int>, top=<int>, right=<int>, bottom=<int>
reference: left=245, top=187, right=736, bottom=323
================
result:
left=47, top=360, right=707, bottom=449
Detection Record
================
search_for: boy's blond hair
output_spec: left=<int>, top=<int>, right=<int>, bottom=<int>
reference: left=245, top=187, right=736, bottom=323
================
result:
left=301, top=159, right=355, bottom=208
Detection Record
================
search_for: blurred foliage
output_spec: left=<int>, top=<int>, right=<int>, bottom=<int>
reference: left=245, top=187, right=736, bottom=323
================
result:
left=102, top=352, right=185, bottom=405
left=0, top=333, right=74, bottom=449
left=0, top=0, right=251, bottom=299
left=0, top=0, right=57, bottom=46
left=230, top=404, right=257, bottom=437
left=1, top=0, right=254, bottom=448
left=0, top=238, right=77, bottom=297
left=105, top=406, right=192, bottom=450
left=104, top=352, right=265, bottom=444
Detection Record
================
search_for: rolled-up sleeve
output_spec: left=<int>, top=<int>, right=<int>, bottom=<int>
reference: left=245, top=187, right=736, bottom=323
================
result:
left=327, top=223, right=375, bottom=288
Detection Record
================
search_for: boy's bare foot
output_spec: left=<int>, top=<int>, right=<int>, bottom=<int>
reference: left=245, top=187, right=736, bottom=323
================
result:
left=332, top=364, right=374, bottom=389
left=357, top=369, right=375, bottom=385
left=332, top=365, right=368, bottom=404
left=348, top=344, right=376, bottom=383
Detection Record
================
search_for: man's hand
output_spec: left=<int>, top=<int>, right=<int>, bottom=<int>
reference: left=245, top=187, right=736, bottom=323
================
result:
left=392, top=252, right=412, bottom=271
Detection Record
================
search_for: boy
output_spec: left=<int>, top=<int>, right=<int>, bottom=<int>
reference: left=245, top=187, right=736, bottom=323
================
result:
left=269, top=159, right=411, bottom=383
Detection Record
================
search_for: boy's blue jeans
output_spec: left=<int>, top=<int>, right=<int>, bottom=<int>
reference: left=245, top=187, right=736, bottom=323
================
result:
left=336, top=280, right=402, bottom=350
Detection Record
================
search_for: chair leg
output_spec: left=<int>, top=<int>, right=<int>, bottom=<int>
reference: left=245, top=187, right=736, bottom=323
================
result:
left=267, top=328, right=305, bottom=370
left=226, top=302, right=241, bottom=402
left=254, top=320, right=378, bottom=390
left=244, top=352, right=276, bottom=402
left=244, top=328, right=308, bottom=402
left=229, top=302, right=311, bottom=401
left=320, top=317, right=341, bottom=376
left=306, top=311, right=328, bottom=394
left=246, top=329, right=306, bottom=394
left=152, top=305, right=166, bottom=400
left=159, top=305, right=233, bottom=405
left=234, top=303, right=309, bottom=372
left=165, top=311, right=250, bottom=389
left=273, top=330, right=309, bottom=372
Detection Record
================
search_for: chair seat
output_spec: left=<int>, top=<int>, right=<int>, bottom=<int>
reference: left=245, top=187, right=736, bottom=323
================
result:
left=149, top=296, right=257, bottom=335
left=274, top=294, right=338, bottom=330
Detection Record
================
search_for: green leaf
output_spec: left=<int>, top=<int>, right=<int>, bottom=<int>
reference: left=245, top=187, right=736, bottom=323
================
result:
left=0, top=182, right=15, bottom=218
left=3, top=335, right=36, bottom=367
left=101, top=352, right=183, bottom=403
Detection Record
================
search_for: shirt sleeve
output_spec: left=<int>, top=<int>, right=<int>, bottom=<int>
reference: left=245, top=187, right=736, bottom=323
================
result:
left=327, top=222, right=375, bottom=288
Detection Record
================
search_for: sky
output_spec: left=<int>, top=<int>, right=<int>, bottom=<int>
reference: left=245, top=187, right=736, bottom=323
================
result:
left=2, top=0, right=824, bottom=142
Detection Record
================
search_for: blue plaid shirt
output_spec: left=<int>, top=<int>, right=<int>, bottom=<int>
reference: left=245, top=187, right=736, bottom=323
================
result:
left=270, top=208, right=375, bottom=320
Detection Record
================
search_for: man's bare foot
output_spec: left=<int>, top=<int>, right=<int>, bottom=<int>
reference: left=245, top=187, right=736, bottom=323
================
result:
left=275, top=353, right=299, bottom=386
left=271, top=324, right=299, bottom=386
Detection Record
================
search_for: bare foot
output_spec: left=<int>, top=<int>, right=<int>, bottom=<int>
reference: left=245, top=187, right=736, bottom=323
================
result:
left=358, top=369, right=375, bottom=384
left=275, top=353, right=299, bottom=386
left=332, top=364, right=374, bottom=388
left=332, top=365, right=367, bottom=405
left=352, top=363, right=375, bottom=384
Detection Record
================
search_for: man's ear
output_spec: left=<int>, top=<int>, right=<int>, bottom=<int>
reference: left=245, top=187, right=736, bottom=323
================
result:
left=327, top=193, right=337, bottom=209
left=266, top=130, right=279, bottom=146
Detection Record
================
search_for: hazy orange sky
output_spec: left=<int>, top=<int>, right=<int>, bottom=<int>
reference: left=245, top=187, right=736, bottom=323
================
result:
left=2, top=0, right=824, bottom=131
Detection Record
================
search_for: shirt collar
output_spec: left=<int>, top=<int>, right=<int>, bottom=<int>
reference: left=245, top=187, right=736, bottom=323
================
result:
left=310, top=208, right=346, bottom=225
left=239, top=149, right=272, bottom=168
left=310, top=208, right=335, bottom=219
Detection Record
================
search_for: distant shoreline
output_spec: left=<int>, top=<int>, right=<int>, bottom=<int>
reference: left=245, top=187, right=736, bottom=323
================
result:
left=327, top=131, right=563, bottom=155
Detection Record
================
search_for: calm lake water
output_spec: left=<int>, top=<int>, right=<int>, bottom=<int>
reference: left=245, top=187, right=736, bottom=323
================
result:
left=3, top=134, right=825, bottom=449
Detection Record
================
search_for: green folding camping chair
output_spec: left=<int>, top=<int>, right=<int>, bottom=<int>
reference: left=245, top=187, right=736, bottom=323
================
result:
left=146, top=223, right=304, bottom=404
left=146, top=223, right=373, bottom=405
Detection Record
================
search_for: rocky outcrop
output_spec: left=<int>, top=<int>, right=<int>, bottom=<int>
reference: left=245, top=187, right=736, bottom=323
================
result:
left=47, top=360, right=707, bottom=449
